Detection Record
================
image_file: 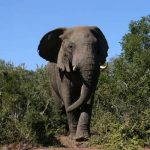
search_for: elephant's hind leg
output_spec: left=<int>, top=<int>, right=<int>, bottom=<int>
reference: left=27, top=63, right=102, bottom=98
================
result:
left=51, top=89, right=65, bottom=112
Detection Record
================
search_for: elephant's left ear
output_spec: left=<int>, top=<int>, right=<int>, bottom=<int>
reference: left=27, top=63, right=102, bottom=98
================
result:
left=93, top=27, right=109, bottom=65
left=38, top=28, right=66, bottom=62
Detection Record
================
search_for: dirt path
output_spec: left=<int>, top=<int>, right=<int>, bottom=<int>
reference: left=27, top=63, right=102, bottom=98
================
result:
left=0, top=136, right=100, bottom=150
left=1, top=136, right=149, bottom=150
left=35, top=136, right=99, bottom=150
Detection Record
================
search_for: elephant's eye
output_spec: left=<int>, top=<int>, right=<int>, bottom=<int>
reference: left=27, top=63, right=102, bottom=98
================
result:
left=68, top=42, right=75, bottom=50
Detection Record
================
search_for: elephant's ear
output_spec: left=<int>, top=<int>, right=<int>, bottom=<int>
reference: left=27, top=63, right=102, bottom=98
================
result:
left=38, top=28, right=66, bottom=62
left=93, top=27, right=109, bottom=65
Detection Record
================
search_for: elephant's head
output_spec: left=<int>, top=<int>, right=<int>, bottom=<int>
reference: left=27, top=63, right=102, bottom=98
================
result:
left=38, top=26, right=108, bottom=112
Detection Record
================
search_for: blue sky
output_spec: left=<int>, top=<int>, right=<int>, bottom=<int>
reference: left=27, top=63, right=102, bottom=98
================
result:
left=0, top=0, right=149, bottom=70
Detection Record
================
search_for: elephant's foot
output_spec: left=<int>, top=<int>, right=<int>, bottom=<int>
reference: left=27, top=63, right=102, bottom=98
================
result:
left=69, top=132, right=76, bottom=140
left=68, top=128, right=77, bottom=140
left=75, top=130, right=90, bottom=142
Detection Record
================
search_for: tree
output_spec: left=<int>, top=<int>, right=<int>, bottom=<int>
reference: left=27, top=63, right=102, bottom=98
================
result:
left=121, top=15, right=150, bottom=64
left=91, top=15, right=150, bottom=149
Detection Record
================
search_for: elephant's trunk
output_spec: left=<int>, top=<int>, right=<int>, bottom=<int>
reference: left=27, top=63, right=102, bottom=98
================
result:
left=67, top=83, right=91, bottom=112
left=67, top=57, right=100, bottom=113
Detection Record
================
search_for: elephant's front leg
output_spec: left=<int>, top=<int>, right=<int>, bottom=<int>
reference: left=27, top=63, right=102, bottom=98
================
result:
left=61, top=76, right=79, bottom=139
left=75, top=95, right=94, bottom=141
left=67, top=110, right=79, bottom=139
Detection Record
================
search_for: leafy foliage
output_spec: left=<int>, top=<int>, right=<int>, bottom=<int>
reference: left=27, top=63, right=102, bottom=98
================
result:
left=90, top=15, right=150, bottom=150
left=0, top=61, right=66, bottom=146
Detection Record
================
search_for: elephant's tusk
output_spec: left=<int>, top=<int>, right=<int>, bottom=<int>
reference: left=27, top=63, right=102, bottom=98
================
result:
left=100, top=63, right=108, bottom=69
left=73, top=66, right=77, bottom=71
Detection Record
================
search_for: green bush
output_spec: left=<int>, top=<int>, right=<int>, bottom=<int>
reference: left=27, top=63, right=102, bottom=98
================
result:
left=0, top=60, right=66, bottom=146
left=90, top=15, right=150, bottom=150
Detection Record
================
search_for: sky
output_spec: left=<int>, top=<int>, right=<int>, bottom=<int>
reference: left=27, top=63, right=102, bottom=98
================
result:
left=0, top=0, right=150, bottom=70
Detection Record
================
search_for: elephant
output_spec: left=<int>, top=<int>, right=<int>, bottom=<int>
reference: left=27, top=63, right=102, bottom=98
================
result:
left=38, top=26, right=108, bottom=141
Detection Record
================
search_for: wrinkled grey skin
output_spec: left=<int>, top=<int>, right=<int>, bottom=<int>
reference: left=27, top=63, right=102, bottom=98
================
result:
left=38, top=26, right=108, bottom=141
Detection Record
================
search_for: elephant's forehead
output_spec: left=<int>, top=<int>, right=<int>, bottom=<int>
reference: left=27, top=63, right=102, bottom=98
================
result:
left=68, top=26, right=91, bottom=34
left=67, top=27, right=96, bottom=42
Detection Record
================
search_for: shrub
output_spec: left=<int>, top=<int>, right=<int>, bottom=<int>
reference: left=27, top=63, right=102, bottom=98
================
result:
left=0, top=60, right=66, bottom=146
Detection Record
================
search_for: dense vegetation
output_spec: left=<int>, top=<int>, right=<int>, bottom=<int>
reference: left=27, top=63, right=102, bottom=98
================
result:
left=0, top=63, right=66, bottom=147
left=0, top=16, right=150, bottom=149
left=91, top=15, right=150, bottom=150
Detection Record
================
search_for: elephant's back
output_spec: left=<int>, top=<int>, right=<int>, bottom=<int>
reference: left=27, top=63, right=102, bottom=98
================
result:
left=47, top=62, right=60, bottom=90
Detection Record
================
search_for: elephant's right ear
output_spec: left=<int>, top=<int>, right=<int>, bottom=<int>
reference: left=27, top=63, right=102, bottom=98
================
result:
left=38, top=28, right=66, bottom=62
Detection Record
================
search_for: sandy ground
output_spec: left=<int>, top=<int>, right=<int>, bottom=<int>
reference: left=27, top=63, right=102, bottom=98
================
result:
left=0, top=136, right=99, bottom=150
left=35, top=136, right=99, bottom=150
left=0, top=136, right=149, bottom=150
